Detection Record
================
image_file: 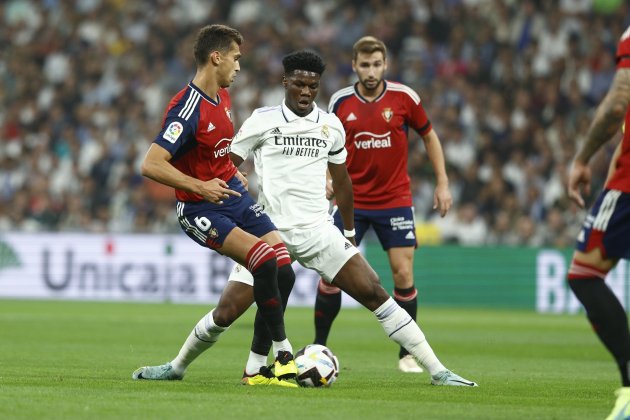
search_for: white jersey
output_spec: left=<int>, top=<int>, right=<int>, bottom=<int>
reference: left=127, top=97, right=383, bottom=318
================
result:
left=231, top=100, right=347, bottom=230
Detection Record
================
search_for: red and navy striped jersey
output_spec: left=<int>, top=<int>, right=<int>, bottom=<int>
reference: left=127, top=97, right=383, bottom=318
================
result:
left=328, top=80, right=432, bottom=209
left=153, top=82, right=238, bottom=202
left=610, top=26, right=630, bottom=193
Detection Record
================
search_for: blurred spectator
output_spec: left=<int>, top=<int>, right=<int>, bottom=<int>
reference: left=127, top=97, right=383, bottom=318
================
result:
left=432, top=202, right=488, bottom=246
left=1, top=0, right=627, bottom=248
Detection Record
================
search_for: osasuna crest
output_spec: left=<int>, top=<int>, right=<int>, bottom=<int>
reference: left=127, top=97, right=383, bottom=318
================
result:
left=208, top=227, right=219, bottom=239
left=321, top=124, right=329, bottom=138
left=225, top=107, right=232, bottom=121
left=382, top=108, right=393, bottom=122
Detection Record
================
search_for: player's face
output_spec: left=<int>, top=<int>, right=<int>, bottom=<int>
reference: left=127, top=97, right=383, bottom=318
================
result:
left=283, top=70, right=320, bottom=116
left=352, top=51, right=387, bottom=92
left=217, top=41, right=241, bottom=88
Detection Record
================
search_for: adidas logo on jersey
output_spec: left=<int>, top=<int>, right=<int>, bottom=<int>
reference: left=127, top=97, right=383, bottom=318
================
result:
left=270, top=127, right=282, bottom=134
left=405, top=231, right=415, bottom=240
left=346, top=113, right=357, bottom=122
left=207, top=122, right=215, bottom=132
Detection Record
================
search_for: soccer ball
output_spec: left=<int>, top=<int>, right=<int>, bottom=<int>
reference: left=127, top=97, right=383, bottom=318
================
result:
left=295, top=344, right=339, bottom=387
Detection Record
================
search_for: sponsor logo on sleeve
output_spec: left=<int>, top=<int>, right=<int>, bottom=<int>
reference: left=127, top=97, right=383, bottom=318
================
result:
left=163, top=121, right=184, bottom=143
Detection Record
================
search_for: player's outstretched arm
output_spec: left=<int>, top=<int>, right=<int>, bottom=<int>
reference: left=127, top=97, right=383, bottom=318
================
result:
left=141, top=143, right=240, bottom=204
left=328, top=162, right=355, bottom=244
left=568, top=68, right=630, bottom=207
left=421, top=129, right=452, bottom=217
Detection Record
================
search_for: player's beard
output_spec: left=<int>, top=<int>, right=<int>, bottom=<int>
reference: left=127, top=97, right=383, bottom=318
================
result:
left=359, top=77, right=383, bottom=94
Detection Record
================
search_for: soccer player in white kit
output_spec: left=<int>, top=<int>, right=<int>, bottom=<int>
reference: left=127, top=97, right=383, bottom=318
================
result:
left=230, top=50, right=477, bottom=387
left=132, top=50, right=477, bottom=387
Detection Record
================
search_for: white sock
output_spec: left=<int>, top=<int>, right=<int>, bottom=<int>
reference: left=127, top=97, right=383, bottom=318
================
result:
left=170, top=309, right=227, bottom=374
left=373, top=298, right=447, bottom=376
left=245, top=351, right=269, bottom=376
left=272, top=339, right=293, bottom=357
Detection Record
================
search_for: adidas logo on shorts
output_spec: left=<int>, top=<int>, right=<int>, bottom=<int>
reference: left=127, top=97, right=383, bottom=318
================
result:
left=344, top=242, right=352, bottom=250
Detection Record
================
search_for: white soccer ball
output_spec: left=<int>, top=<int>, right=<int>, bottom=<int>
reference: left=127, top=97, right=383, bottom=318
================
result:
left=295, top=344, right=339, bottom=387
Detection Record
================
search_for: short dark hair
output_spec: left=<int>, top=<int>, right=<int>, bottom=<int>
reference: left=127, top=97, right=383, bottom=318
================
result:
left=282, top=50, right=326, bottom=75
left=352, top=36, right=387, bottom=60
left=193, top=24, right=243, bottom=66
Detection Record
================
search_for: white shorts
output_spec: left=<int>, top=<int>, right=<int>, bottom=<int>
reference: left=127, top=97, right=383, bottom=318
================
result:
left=228, top=221, right=359, bottom=285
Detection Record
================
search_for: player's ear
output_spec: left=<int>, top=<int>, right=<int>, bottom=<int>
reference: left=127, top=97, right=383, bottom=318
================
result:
left=282, top=76, right=288, bottom=88
left=351, top=60, right=357, bottom=73
left=210, top=51, right=221, bottom=66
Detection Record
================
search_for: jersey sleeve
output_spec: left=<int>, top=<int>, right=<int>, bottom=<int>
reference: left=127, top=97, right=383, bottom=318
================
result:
left=153, top=113, right=196, bottom=156
left=617, top=26, right=630, bottom=69
left=230, top=112, right=263, bottom=159
left=327, top=116, right=347, bottom=164
left=404, top=90, right=433, bottom=136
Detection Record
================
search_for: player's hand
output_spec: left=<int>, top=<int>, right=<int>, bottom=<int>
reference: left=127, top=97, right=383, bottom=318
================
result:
left=433, top=184, right=452, bottom=217
left=235, top=170, right=249, bottom=190
left=568, top=160, right=591, bottom=208
left=346, top=235, right=357, bottom=247
left=326, top=179, right=335, bottom=200
left=199, top=178, right=241, bottom=204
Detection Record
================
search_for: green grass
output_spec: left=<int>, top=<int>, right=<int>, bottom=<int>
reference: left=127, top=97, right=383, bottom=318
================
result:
left=0, top=300, right=618, bottom=419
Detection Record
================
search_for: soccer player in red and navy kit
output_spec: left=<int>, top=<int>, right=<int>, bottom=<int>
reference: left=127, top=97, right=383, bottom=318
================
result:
left=132, top=24, right=297, bottom=385
left=314, top=36, right=452, bottom=373
left=567, top=26, right=630, bottom=419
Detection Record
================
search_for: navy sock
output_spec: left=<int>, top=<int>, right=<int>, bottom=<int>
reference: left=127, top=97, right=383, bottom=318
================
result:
left=314, top=288, right=342, bottom=345
left=569, top=278, right=630, bottom=386
left=251, top=264, right=295, bottom=355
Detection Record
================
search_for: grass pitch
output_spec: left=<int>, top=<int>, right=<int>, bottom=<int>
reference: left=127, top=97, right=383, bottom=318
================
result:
left=0, top=300, right=617, bottom=419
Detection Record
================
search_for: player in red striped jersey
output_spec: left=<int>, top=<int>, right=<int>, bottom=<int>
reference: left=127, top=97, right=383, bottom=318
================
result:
left=132, top=24, right=297, bottom=386
left=314, top=36, right=452, bottom=373
left=567, top=26, right=630, bottom=419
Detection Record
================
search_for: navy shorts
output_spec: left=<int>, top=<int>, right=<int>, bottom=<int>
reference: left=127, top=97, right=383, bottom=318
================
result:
left=332, top=206, right=417, bottom=249
left=576, top=189, right=630, bottom=260
left=176, top=176, right=276, bottom=249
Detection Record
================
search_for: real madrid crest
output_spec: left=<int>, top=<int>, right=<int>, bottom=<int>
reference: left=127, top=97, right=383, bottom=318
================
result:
left=225, top=107, right=232, bottom=121
left=321, top=124, right=329, bottom=138
left=382, top=107, right=393, bottom=122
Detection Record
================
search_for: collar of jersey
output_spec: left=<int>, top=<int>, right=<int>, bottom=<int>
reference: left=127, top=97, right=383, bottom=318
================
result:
left=281, top=100, right=319, bottom=122
left=188, top=81, right=221, bottom=106
left=353, top=80, right=387, bottom=103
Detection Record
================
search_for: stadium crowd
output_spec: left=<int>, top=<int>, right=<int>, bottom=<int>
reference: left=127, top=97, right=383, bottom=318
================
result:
left=1, top=0, right=628, bottom=247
